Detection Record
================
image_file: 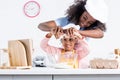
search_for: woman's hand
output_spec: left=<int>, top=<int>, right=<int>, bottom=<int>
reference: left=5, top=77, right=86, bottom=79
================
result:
left=63, top=27, right=83, bottom=39
left=51, top=26, right=63, bottom=39
left=64, top=27, right=74, bottom=36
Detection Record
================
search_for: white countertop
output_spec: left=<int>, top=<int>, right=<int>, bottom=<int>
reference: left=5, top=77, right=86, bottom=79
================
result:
left=0, top=67, right=120, bottom=75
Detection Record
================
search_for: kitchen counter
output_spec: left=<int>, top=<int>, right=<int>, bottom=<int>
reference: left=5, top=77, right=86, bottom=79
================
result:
left=0, top=67, right=120, bottom=80
left=0, top=67, right=120, bottom=75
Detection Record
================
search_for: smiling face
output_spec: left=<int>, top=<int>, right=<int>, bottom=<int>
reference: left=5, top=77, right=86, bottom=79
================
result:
left=61, top=35, right=76, bottom=52
left=79, top=11, right=96, bottom=28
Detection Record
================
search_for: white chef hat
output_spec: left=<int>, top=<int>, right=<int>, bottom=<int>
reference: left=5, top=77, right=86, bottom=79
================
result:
left=85, top=0, right=108, bottom=23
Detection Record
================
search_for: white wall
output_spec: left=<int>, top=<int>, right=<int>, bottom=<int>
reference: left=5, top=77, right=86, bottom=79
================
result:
left=0, top=0, right=73, bottom=55
left=0, top=0, right=120, bottom=59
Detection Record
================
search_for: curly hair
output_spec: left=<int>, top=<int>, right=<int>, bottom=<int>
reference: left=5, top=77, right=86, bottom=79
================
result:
left=65, top=0, right=106, bottom=31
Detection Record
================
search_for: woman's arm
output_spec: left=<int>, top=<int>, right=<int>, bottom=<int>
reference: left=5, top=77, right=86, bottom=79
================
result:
left=38, top=21, right=63, bottom=39
left=79, top=28, right=104, bottom=38
left=38, top=21, right=57, bottom=32
left=64, top=26, right=104, bottom=38
left=79, top=21, right=106, bottom=38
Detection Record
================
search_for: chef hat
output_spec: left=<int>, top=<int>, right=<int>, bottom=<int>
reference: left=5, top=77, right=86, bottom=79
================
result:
left=85, top=0, right=108, bottom=23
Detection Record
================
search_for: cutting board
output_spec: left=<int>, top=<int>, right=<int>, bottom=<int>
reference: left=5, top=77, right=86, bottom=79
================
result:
left=18, top=39, right=33, bottom=66
left=8, top=40, right=28, bottom=66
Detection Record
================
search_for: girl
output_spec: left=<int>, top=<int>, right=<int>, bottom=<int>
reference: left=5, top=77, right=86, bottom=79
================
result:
left=40, top=27, right=89, bottom=68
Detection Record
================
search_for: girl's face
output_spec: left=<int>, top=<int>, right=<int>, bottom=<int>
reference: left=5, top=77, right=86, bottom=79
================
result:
left=79, top=11, right=96, bottom=28
left=61, top=36, right=76, bottom=51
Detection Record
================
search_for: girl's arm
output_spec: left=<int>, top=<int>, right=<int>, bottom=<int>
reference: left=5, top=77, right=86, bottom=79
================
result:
left=73, top=30, right=90, bottom=60
left=40, top=33, right=61, bottom=54
left=75, top=39, right=90, bottom=60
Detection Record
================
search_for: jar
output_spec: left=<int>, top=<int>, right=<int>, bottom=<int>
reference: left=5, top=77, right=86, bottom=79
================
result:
left=0, top=49, right=10, bottom=67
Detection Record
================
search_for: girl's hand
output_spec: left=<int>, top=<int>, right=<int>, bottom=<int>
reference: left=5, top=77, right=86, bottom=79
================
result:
left=51, top=26, right=63, bottom=39
left=73, top=29, right=83, bottom=39
left=46, top=33, right=52, bottom=38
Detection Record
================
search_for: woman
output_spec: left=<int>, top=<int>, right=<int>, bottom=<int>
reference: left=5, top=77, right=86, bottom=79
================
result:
left=40, top=27, right=89, bottom=68
left=38, top=0, right=108, bottom=39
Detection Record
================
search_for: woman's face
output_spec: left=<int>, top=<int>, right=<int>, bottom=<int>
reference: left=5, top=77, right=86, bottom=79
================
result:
left=61, top=36, right=76, bottom=51
left=79, top=11, right=96, bottom=28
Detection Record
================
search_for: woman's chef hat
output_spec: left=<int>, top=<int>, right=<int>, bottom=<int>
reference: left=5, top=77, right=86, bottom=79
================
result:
left=85, top=0, right=108, bottom=23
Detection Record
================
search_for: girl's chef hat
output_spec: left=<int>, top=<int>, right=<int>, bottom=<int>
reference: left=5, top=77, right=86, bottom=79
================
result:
left=85, top=0, right=108, bottom=23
